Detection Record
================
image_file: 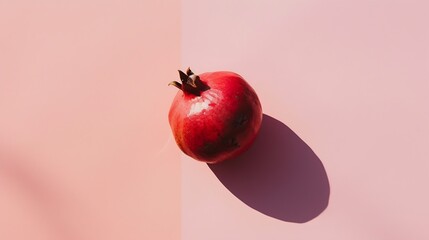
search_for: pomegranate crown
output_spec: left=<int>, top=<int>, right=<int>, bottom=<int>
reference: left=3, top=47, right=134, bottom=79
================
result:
left=168, top=68, right=209, bottom=96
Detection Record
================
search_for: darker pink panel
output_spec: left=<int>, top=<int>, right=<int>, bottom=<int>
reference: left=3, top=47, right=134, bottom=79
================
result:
left=0, top=1, right=180, bottom=240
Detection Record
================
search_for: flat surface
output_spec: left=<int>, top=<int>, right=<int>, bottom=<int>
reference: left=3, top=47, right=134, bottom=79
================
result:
left=182, top=0, right=429, bottom=239
left=1, top=1, right=428, bottom=239
left=0, top=1, right=180, bottom=239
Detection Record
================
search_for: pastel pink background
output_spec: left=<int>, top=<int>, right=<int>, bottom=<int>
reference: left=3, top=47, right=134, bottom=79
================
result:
left=0, top=1, right=180, bottom=240
left=1, top=0, right=429, bottom=239
left=182, top=0, right=428, bottom=239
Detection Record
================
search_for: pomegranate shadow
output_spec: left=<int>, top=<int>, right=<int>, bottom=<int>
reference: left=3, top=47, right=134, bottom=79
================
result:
left=208, top=114, right=330, bottom=223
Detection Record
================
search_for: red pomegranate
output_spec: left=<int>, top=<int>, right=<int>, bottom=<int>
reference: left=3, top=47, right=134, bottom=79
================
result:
left=168, top=68, right=262, bottom=164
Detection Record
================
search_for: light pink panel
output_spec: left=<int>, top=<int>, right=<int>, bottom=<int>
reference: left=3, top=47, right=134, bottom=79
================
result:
left=0, top=1, right=180, bottom=240
left=182, top=0, right=429, bottom=239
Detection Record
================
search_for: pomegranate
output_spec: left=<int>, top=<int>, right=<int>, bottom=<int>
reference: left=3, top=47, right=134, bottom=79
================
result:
left=168, top=68, right=262, bottom=164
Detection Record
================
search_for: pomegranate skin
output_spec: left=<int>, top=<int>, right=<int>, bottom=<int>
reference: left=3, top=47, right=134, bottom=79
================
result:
left=169, top=70, right=262, bottom=164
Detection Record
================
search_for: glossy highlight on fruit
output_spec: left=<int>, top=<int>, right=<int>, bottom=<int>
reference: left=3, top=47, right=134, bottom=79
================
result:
left=168, top=68, right=262, bottom=164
